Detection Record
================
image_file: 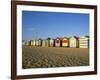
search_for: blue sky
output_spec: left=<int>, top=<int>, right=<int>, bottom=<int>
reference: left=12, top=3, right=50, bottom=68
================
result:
left=22, top=11, right=89, bottom=40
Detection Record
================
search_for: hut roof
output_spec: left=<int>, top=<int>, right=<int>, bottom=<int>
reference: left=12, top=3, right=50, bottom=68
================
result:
left=70, top=36, right=79, bottom=40
left=38, top=38, right=42, bottom=40
left=84, top=35, right=89, bottom=38
left=73, top=36, right=79, bottom=39
left=80, top=36, right=89, bottom=38
left=62, top=37, right=69, bottom=39
left=56, top=37, right=62, bottom=40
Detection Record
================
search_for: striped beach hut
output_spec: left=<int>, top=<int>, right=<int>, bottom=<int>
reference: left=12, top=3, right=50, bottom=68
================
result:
left=69, top=36, right=79, bottom=48
left=79, top=36, right=89, bottom=48
left=62, top=37, right=69, bottom=47
left=55, top=37, right=61, bottom=47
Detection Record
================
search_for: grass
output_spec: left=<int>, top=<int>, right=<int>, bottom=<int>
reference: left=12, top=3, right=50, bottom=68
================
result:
left=22, top=46, right=89, bottom=69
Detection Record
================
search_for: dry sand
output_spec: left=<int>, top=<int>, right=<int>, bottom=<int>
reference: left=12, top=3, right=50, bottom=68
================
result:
left=22, top=46, right=89, bottom=69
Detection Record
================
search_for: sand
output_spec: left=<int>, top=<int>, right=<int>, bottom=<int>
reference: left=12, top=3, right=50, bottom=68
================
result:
left=22, top=46, right=89, bottom=69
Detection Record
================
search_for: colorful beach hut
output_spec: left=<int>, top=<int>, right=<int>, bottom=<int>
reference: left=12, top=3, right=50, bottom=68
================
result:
left=55, top=37, right=61, bottom=47
left=62, top=37, right=69, bottom=47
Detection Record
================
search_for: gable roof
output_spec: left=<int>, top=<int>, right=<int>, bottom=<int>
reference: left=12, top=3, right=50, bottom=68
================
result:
left=70, top=36, right=79, bottom=40
left=62, top=36, right=69, bottom=39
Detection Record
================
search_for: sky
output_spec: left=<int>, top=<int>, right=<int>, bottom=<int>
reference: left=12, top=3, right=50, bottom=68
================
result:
left=22, top=11, right=89, bottom=40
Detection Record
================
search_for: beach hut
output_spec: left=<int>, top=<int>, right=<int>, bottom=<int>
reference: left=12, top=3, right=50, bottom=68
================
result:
left=30, top=40, right=33, bottom=46
left=38, top=39, right=42, bottom=47
left=29, top=40, right=34, bottom=46
left=69, top=36, right=79, bottom=48
left=62, top=37, right=69, bottom=47
left=31, top=40, right=36, bottom=46
left=49, top=38, right=54, bottom=47
left=55, top=37, right=61, bottom=47
left=42, top=40, right=45, bottom=47
left=42, top=39, right=49, bottom=47
left=35, top=40, right=39, bottom=46
left=45, top=39, right=49, bottom=47
left=79, top=36, right=89, bottom=48
left=28, top=40, right=32, bottom=46
left=33, top=40, right=36, bottom=46
left=27, top=40, right=32, bottom=46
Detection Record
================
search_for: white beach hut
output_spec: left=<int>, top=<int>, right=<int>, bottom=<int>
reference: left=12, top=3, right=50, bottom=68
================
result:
left=38, top=39, right=42, bottom=47
left=42, top=40, right=45, bottom=47
left=42, top=39, right=49, bottom=47
left=35, top=40, right=39, bottom=46
left=69, top=36, right=79, bottom=48
left=45, top=39, right=49, bottom=47
left=32, top=40, right=36, bottom=46
left=49, top=38, right=54, bottom=47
